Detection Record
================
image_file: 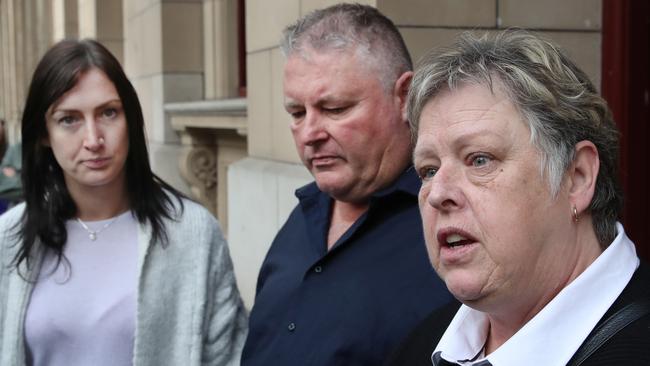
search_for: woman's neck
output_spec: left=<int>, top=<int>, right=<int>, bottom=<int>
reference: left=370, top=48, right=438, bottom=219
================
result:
left=67, top=181, right=131, bottom=221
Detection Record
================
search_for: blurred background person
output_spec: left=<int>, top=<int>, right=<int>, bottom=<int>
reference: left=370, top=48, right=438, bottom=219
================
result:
left=0, top=136, right=23, bottom=212
left=386, top=30, right=650, bottom=365
left=0, top=117, right=23, bottom=213
left=0, top=39, right=247, bottom=366
left=0, top=118, right=7, bottom=161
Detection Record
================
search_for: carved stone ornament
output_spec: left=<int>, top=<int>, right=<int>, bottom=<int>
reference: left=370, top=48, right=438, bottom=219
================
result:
left=180, top=145, right=218, bottom=214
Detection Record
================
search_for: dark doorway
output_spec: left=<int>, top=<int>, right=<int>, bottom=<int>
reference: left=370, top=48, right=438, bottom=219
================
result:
left=602, top=0, right=650, bottom=260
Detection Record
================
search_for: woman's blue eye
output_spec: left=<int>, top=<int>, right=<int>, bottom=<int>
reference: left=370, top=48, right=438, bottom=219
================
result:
left=419, top=167, right=438, bottom=181
left=472, top=155, right=491, bottom=167
left=59, top=116, right=76, bottom=125
left=103, top=108, right=118, bottom=118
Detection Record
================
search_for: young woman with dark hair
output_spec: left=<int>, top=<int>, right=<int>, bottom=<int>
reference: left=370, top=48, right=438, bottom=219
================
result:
left=0, top=39, right=247, bottom=365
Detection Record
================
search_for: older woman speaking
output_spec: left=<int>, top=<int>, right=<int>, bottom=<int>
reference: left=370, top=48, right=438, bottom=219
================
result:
left=385, top=30, right=650, bottom=366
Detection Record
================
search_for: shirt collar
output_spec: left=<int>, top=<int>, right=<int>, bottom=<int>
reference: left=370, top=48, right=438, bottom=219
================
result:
left=433, top=223, right=639, bottom=366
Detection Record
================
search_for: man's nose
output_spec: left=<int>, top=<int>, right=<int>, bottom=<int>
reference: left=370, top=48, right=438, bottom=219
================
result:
left=301, top=111, right=328, bottom=146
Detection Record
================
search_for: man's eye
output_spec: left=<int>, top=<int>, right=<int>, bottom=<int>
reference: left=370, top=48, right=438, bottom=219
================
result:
left=471, top=154, right=492, bottom=167
left=289, top=110, right=305, bottom=119
left=418, top=167, right=438, bottom=181
left=325, top=106, right=347, bottom=114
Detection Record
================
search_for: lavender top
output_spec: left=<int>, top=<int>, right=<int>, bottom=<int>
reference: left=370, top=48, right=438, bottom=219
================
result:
left=24, top=211, right=137, bottom=366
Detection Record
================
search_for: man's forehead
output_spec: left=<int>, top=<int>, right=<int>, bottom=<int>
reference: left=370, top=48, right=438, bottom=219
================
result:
left=284, top=50, right=382, bottom=86
left=288, top=44, right=354, bottom=61
left=284, top=44, right=379, bottom=75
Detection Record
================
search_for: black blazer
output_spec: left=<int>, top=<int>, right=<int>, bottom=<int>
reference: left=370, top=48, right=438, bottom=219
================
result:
left=384, top=263, right=650, bottom=366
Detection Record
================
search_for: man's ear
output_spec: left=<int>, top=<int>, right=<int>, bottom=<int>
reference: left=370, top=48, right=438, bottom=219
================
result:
left=393, top=71, right=413, bottom=123
left=568, top=140, right=599, bottom=214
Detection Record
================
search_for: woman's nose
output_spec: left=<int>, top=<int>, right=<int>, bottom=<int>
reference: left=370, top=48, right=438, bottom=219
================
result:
left=423, top=165, right=465, bottom=212
left=83, top=120, right=104, bottom=151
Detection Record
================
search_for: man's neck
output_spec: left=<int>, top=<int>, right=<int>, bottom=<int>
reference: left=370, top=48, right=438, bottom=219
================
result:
left=327, top=199, right=368, bottom=250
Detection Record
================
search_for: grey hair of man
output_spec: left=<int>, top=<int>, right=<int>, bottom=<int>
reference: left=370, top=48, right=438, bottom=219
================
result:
left=280, top=3, right=412, bottom=91
left=408, top=29, right=622, bottom=248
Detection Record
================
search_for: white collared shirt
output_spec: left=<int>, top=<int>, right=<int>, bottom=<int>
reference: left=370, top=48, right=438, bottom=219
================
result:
left=433, top=223, right=640, bottom=366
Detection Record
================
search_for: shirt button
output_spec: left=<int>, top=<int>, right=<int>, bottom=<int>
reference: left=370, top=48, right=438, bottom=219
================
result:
left=314, top=266, right=323, bottom=273
left=287, top=322, right=296, bottom=332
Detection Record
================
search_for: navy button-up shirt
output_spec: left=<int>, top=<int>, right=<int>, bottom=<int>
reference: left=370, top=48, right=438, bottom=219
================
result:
left=242, top=168, right=452, bottom=366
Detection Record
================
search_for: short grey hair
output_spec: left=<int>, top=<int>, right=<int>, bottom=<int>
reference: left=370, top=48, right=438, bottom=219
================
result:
left=280, top=3, right=412, bottom=90
left=408, top=29, right=622, bottom=248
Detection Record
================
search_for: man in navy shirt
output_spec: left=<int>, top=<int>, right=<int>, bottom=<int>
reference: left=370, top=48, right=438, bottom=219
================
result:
left=241, top=4, right=452, bottom=365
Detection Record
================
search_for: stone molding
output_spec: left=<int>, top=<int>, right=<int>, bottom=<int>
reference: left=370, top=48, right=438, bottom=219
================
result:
left=167, top=98, right=248, bottom=217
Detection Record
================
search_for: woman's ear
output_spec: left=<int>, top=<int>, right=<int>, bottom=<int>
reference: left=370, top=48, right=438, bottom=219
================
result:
left=568, top=140, right=599, bottom=214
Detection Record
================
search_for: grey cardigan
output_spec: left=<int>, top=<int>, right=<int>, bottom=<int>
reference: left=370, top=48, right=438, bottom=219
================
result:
left=0, top=199, right=248, bottom=365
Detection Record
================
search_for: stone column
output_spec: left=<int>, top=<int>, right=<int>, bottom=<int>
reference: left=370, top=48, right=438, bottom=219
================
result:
left=166, top=0, right=249, bottom=232
left=203, top=0, right=240, bottom=99
left=78, top=0, right=124, bottom=63
left=0, top=0, right=53, bottom=142
left=124, top=0, right=204, bottom=195
left=52, top=0, right=79, bottom=41
left=0, top=0, right=24, bottom=140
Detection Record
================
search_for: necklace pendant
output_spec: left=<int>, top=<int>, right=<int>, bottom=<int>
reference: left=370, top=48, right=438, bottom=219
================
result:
left=76, top=216, right=119, bottom=242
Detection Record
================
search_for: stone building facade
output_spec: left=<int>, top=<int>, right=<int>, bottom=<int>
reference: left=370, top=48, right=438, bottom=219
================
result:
left=0, top=0, right=604, bottom=307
